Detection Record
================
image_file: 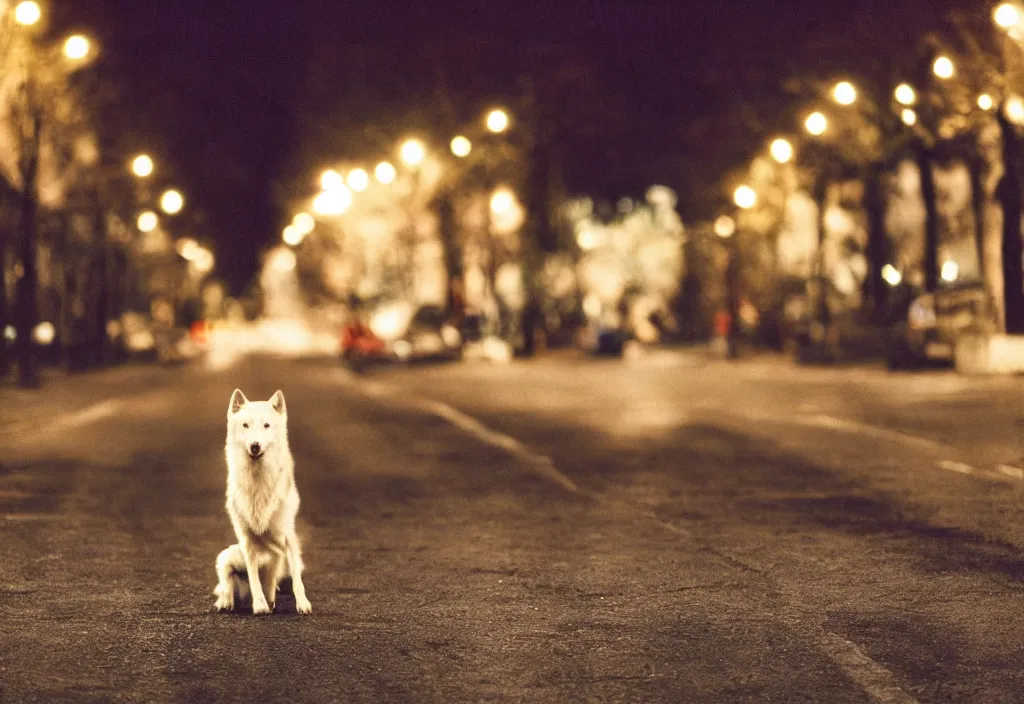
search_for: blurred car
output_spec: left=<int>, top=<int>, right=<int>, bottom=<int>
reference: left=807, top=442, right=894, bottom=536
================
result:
left=885, top=281, right=996, bottom=369
left=341, top=301, right=462, bottom=367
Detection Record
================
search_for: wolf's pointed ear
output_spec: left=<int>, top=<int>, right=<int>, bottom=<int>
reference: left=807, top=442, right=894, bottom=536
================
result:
left=269, top=390, right=286, bottom=415
left=229, top=389, right=248, bottom=414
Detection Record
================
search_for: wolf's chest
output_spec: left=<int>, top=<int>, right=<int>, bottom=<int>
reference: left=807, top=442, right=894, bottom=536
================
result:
left=230, top=478, right=284, bottom=534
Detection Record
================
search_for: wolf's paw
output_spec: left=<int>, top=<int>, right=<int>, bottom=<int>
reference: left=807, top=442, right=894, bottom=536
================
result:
left=296, top=597, right=312, bottom=615
left=252, top=599, right=272, bottom=615
left=214, top=587, right=234, bottom=612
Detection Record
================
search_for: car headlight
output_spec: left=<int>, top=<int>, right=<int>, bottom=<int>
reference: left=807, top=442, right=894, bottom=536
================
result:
left=908, top=297, right=937, bottom=330
left=441, top=324, right=461, bottom=348
left=370, top=309, right=405, bottom=340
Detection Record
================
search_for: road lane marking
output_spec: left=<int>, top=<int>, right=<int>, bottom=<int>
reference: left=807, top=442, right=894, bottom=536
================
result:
left=814, top=631, right=919, bottom=704
left=337, top=371, right=580, bottom=493
left=938, top=460, right=974, bottom=475
left=55, top=400, right=120, bottom=429
left=997, top=465, right=1024, bottom=479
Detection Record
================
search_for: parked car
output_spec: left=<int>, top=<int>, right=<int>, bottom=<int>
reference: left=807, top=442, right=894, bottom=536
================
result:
left=885, top=281, right=996, bottom=369
left=341, top=301, right=462, bottom=367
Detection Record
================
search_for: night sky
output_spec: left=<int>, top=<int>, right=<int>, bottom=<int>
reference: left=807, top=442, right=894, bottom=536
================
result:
left=57, top=0, right=974, bottom=294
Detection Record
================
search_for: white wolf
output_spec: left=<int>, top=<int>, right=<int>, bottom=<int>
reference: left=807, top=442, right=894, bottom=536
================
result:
left=213, top=389, right=312, bottom=615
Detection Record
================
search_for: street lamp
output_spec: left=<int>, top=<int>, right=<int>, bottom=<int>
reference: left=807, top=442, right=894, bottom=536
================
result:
left=320, top=169, right=343, bottom=191
left=13, top=1, right=41, bottom=26
left=769, top=137, right=794, bottom=164
left=130, top=154, right=154, bottom=178
left=978, top=93, right=995, bottom=111
left=450, top=135, right=472, bottom=158
left=1007, top=95, right=1024, bottom=124
left=995, top=2, right=1022, bottom=29
left=894, top=83, right=917, bottom=106
left=399, top=139, right=426, bottom=167
left=292, top=212, right=314, bottom=235
left=881, top=264, right=902, bottom=286
left=63, top=34, right=91, bottom=61
left=160, top=188, right=184, bottom=215
left=313, top=186, right=352, bottom=215
left=485, top=109, right=510, bottom=133
left=805, top=111, right=828, bottom=136
left=901, top=108, right=918, bottom=126
left=714, top=215, right=736, bottom=238
left=347, top=168, right=369, bottom=192
left=832, top=81, right=857, bottom=106
left=733, top=185, right=757, bottom=209
left=933, top=56, right=955, bottom=79
left=490, top=187, right=515, bottom=215
left=282, top=224, right=303, bottom=246
left=137, top=210, right=158, bottom=233
left=375, top=161, right=396, bottom=184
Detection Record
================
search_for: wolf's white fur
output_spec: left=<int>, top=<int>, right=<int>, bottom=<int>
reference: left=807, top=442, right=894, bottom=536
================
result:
left=213, top=389, right=312, bottom=615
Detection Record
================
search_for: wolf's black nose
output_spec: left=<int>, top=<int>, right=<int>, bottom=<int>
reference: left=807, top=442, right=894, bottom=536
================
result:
left=250, top=442, right=261, bottom=455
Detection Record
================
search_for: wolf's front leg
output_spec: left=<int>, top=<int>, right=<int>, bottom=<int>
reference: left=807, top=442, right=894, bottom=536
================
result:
left=285, top=533, right=312, bottom=614
left=240, top=539, right=271, bottom=615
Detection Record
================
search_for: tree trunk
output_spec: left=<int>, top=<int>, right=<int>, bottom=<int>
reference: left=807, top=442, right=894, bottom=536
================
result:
left=15, top=110, right=42, bottom=388
left=863, top=160, right=888, bottom=318
left=0, top=201, right=9, bottom=380
left=92, top=188, right=109, bottom=367
left=725, top=234, right=741, bottom=359
left=434, top=190, right=462, bottom=317
left=914, top=140, right=940, bottom=293
left=812, top=174, right=830, bottom=330
left=997, top=107, right=1024, bottom=334
left=967, top=147, right=987, bottom=285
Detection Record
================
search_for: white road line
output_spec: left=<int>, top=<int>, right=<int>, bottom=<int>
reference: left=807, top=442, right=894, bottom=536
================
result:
left=341, top=372, right=917, bottom=704
left=997, top=465, right=1024, bottom=479
left=815, top=632, right=919, bottom=704
left=55, top=399, right=120, bottom=429
left=938, top=460, right=974, bottom=475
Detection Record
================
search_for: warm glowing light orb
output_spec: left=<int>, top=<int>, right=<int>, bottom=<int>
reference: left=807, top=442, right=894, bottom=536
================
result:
left=160, top=189, right=184, bottom=215
left=933, top=56, right=955, bottom=79
left=375, top=161, right=397, bottom=184
left=450, top=135, right=472, bottom=158
left=14, top=1, right=41, bottom=26
left=978, top=93, right=994, bottom=111
left=714, top=215, right=736, bottom=238
left=733, top=185, right=757, bottom=210
left=894, top=83, right=917, bottom=106
left=131, top=154, right=154, bottom=178
left=63, top=35, right=91, bottom=61
left=941, top=260, right=959, bottom=283
left=292, top=212, right=315, bottom=235
left=490, top=187, right=515, bottom=214
left=882, top=264, right=902, bottom=286
left=137, top=210, right=158, bottom=233
left=805, top=111, right=828, bottom=136
left=313, top=186, right=352, bottom=215
left=769, top=138, right=793, bottom=164
left=995, top=3, right=1022, bottom=29
left=485, top=109, right=510, bottom=133
left=347, top=168, right=369, bottom=192
left=901, top=108, right=918, bottom=126
left=399, top=139, right=426, bottom=167
left=283, top=225, right=303, bottom=246
left=833, top=81, right=857, bottom=106
left=320, top=169, right=343, bottom=191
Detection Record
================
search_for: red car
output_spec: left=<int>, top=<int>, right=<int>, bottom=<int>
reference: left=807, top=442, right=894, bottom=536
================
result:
left=340, top=319, right=387, bottom=370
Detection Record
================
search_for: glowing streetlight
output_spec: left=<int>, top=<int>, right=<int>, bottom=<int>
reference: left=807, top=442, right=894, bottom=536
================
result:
left=63, top=35, right=91, bottom=61
left=399, top=139, right=426, bottom=167
left=901, top=108, right=918, bottom=126
left=450, top=135, right=472, bottom=158
left=282, top=224, right=303, bottom=246
left=933, top=56, right=955, bottom=80
left=375, top=161, right=396, bottom=184
left=832, top=81, right=857, bottom=106
left=941, top=259, right=959, bottom=283
left=292, top=212, right=315, bottom=235
left=882, top=264, right=902, bottom=287
left=130, top=154, right=154, bottom=178
left=176, top=238, right=200, bottom=260
left=192, top=248, right=215, bottom=275
left=32, top=322, right=55, bottom=345
left=137, top=210, right=158, bottom=233
left=769, top=137, right=794, bottom=164
left=733, top=185, right=757, bottom=210
left=490, top=187, right=516, bottom=215
left=978, top=93, right=995, bottom=111
left=160, top=189, right=184, bottom=215
left=485, top=109, right=510, bottom=133
left=320, top=169, right=343, bottom=191
left=313, top=186, right=352, bottom=215
left=1007, top=95, right=1024, bottom=124
left=714, top=215, right=736, bottom=238
left=13, top=1, right=41, bottom=26
left=347, top=168, right=369, bottom=192
left=894, top=83, right=917, bottom=106
left=805, top=111, right=828, bottom=136
left=995, top=2, right=1022, bottom=29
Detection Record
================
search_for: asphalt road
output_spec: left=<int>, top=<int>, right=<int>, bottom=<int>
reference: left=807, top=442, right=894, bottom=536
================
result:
left=3, top=350, right=1024, bottom=702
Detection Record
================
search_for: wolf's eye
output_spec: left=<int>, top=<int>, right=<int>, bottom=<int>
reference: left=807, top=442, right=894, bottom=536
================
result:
left=243, top=423, right=249, bottom=429
left=264, top=423, right=270, bottom=429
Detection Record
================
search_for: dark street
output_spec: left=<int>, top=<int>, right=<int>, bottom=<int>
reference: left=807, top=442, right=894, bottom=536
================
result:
left=3, top=353, right=1024, bottom=702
